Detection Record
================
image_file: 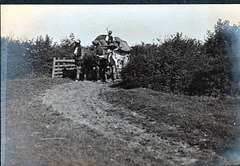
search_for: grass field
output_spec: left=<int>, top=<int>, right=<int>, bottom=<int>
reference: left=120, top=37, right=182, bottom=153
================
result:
left=4, top=77, right=239, bottom=165
left=102, top=86, right=239, bottom=158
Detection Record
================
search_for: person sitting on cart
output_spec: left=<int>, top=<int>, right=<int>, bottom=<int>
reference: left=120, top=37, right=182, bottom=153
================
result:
left=106, top=30, right=114, bottom=45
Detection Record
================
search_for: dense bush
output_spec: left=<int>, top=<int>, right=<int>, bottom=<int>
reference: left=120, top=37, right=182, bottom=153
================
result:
left=2, top=35, right=54, bottom=79
left=121, top=20, right=240, bottom=97
left=122, top=33, right=204, bottom=94
left=2, top=33, right=78, bottom=79
left=191, top=20, right=240, bottom=96
left=54, top=33, right=76, bottom=58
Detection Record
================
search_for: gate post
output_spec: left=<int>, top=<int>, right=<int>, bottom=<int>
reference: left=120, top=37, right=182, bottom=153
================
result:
left=52, top=57, right=56, bottom=78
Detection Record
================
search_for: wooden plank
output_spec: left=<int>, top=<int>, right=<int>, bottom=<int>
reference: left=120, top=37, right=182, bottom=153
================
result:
left=56, top=57, right=70, bottom=60
left=55, top=64, right=76, bottom=68
left=52, top=57, right=77, bottom=78
left=54, top=72, right=63, bottom=75
left=55, top=59, right=75, bottom=62
left=52, top=57, right=56, bottom=78
left=54, top=71, right=63, bottom=74
left=81, top=47, right=84, bottom=56
left=55, top=67, right=75, bottom=71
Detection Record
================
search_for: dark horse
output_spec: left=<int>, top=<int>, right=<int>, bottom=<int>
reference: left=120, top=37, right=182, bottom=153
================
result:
left=83, top=47, right=98, bottom=81
left=73, top=41, right=84, bottom=81
left=73, top=43, right=98, bottom=81
left=95, top=45, right=116, bottom=82
left=73, top=41, right=115, bottom=82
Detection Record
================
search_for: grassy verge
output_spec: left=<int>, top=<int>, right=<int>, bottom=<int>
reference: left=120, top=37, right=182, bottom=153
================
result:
left=5, top=77, right=72, bottom=165
left=102, top=87, right=238, bottom=153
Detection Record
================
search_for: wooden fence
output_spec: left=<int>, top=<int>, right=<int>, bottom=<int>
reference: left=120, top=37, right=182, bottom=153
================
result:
left=52, top=57, right=75, bottom=78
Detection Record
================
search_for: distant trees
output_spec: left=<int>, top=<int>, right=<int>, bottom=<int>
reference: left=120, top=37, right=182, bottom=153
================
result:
left=55, top=32, right=76, bottom=58
left=122, top=33, right=203, bottom=94
left=2, top=33, right=78, bottom=79
left=3, top=36, right=37, bottom=79
left=3, top=20, right=240, bottom=97
left=29, top=35, right=54, bottom=74
left=190, top=19, right=240, bottom=96
left=121, top=19, right=240, bottom=97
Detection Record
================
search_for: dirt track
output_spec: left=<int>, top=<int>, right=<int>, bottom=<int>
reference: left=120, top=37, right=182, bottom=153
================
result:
left=5, top=78, right=231, bottom=166
left=39, top=80, right=214, bottom=165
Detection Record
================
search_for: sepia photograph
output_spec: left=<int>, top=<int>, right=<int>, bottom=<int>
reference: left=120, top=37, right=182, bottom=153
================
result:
left=1, top=4, right=240, bottom=165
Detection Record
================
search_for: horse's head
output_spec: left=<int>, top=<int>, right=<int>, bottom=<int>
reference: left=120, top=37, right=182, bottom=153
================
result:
left=73, top=40, right=81, bottom=51
left=83, top=47, right=96, bottom=62
left=74, top=41, right=83, bottom=57
left=74, top=39, right=81, bottom=46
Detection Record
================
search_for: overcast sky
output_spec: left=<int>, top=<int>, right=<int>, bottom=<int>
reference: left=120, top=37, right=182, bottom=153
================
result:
left=1, top=5, right=240, bottom=46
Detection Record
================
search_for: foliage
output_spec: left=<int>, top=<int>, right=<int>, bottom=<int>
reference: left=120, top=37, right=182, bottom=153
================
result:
left=122, top=33, right=204, bottom=94
left=55, top=32, right=76, bottom=58
left=2, top=33, right=78, bottom=79
left=194, top=19, right=240, bottom=96
left=2, top=35, right=54, bottom=79
left=121, top=20, right=240, bottom=97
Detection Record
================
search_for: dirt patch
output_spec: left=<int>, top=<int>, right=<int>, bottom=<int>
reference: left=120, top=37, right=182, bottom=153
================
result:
left=5, top=77, right=238, bottom=165
left=41, top=81, right=202, bottom=165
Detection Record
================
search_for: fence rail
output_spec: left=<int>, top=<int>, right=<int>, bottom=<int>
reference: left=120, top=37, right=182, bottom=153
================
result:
left=55, top=59, right=75, bottom=63
left=52, top=57, right=76, bottom=78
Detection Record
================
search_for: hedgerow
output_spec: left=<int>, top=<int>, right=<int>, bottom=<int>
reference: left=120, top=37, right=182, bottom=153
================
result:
left=121, top=20, right=240, bottom=97
left=2, top=33, right=77, bottom=79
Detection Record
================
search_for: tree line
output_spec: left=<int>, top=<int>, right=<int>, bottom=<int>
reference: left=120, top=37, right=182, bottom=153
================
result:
left=1, top=33, right=78, bottom=79
left=121, top=19, right=240, bottom=97
left=2, top=19, right=240, bottom=97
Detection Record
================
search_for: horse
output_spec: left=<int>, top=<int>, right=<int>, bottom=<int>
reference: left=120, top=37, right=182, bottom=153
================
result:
left=83, top=47, right=98, bottom=81
left=73, top=41, right=85, bottom=81
left=96, top=49, right=130, bottom=82
left=73, top=40, right=129, bottom=82
left=110, top=51, right=130, bottom=79
left=105, top=51, right=116, bottom=82
left=95, top=48, right=115, bottom=82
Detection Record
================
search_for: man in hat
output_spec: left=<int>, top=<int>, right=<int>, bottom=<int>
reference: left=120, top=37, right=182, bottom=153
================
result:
left=106, top=30, right=114, bottom=45
left=94, top=41, right=105, bottom=56
left=92, top=40, right=109, bottom=82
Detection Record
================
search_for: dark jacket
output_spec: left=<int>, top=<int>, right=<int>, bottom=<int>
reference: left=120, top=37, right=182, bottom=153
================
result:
left=107, top=35, right=113, bottom=44
left=96, top=46, right=105, bottom=55
left=75, top=55, right=83, bottom=66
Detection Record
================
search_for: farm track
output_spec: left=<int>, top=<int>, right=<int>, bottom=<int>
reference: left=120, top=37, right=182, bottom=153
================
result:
left=41, top=81, right=202, bottom=165
left=4, top=77, right=234, bottom=165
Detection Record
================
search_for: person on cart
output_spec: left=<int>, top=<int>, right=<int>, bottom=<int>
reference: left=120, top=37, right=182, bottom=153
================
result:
left=106, top=30, right=114, bottom=45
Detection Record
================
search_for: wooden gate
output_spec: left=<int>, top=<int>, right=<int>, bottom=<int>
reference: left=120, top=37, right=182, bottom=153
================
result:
left=52, top=57, right=75, bottom=78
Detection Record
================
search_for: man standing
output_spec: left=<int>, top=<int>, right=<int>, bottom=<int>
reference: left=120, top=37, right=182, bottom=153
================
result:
left=93, top=41, right=108, bottom=82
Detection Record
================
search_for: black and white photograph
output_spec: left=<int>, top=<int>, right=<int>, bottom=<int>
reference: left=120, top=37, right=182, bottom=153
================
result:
left=1, top=4, right=240, bottom=165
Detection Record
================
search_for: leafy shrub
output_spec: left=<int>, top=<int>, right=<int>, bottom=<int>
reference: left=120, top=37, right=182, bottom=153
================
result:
left=122, top=33, right=204, bottom=94
left=2, top=33, right=79, bottom=79
left=3, top=35, right=54, bottom=79
left=121, top=20, right=240, bottom=97
left=192, top=19, right=240, bottom=96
